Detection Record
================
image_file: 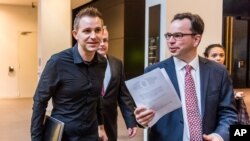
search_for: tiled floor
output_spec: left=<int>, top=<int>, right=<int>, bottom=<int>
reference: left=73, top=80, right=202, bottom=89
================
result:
left=0, top=98, right=32, bottom=141
left=0, top=98, right=144, bottom=141
left=0, top=89, right=250, bottom=141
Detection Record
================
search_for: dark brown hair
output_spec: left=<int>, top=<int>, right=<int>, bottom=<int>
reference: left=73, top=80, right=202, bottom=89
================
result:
left=172, top=12, right=204, bottom=35
left=204, top=44, right=225, bottom=57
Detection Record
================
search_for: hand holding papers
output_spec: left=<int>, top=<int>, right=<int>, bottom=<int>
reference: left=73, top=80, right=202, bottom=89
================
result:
left=125, top=68, right=181, bottom=127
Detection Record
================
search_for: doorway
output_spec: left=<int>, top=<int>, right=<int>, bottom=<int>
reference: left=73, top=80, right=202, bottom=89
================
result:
left=223, top=0, right=250, bottom=88
left=18, top=32, right=38, bottom=97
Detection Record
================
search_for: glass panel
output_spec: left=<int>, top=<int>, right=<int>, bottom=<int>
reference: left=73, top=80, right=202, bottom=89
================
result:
left=148, top=4, right=160, bottom=66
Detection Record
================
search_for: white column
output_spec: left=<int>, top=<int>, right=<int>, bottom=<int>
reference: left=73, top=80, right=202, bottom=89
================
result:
left=38, top=0, right=72, bottom=111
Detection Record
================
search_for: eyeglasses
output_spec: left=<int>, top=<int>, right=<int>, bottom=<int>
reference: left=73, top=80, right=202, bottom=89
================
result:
left=164, top=32, right=196, bottom=40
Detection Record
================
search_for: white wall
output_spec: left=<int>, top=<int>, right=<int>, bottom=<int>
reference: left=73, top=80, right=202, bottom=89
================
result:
left=38, top=0, right=71, bottom=110
left=166, top=0, right=223, bottom=57
left=0, top=5, right=37, bottom=98
left=71, top=0, right=92, bottom=9
left=38, top=0, right=72, bottom=73
left=0, top=0, right=72, bottom=98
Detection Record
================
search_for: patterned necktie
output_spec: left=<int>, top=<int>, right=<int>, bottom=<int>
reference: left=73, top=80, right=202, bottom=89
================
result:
left=184, top=65, right=202, bottom=141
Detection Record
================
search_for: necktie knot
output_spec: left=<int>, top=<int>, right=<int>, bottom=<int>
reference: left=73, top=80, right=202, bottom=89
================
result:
left=185, top=65, right=192, bottom=73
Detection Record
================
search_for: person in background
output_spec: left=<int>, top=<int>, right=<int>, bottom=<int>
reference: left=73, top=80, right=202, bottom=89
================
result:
left=203, top=44, right=225, bottom=65
left=31, top=7, right=107, bottom=141
left=204, top=43, right=250, bottom=125
left=97, top=26, right=137, bottom=141
left=134, top=12, right=237, bottom=141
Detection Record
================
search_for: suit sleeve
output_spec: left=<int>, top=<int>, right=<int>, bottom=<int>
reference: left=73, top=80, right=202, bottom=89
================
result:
left=117, top=62, right=138, bottom=129
left=213, top=68, right=238, bottom=140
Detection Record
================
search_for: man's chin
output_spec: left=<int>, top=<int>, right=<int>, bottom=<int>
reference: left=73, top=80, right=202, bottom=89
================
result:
left=86, top=48, right=98, bottom=53
left=170, top=52, right=178, bottom=57
left=97, top=52, right=105, bottom=56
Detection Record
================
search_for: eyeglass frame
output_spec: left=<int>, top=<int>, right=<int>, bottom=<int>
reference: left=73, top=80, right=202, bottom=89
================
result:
left=164, top=32, right=197, bottom=40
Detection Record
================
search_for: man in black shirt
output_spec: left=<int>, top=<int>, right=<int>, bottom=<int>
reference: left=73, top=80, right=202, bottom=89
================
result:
left=31, top=7, right=107, bottom=141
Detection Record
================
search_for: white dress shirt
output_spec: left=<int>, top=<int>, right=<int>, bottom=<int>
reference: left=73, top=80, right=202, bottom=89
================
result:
left=103, top=59, right=111, bottom=92
left=173, top=56, right=201, bottom=141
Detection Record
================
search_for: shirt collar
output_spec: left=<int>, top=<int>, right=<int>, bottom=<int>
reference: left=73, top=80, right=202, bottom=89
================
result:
left=72, top=44, right=100, bottom=65
left=73, top=44, right=84, bottom=64
left=173, top=55, right=199, bottom=71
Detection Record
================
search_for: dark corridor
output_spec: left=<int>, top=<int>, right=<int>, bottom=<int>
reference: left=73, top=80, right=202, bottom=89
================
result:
left=223, top=0, right=250, bottom=88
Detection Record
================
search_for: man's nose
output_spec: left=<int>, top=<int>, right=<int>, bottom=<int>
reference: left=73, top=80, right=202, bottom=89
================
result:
left=168, top=36, right=176, bottom=41
left=90, top=31, right=97, bottom=38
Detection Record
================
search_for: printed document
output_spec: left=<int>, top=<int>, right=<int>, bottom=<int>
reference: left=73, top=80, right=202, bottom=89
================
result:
left=125, top=68, right=181, bottom=127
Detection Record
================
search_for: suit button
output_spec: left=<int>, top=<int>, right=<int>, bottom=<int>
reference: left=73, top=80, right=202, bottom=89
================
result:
left=180, top=120, right=183, bottom=124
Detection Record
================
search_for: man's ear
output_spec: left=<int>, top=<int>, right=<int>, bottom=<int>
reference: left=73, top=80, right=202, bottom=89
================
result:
left=72, top=30, right=78, bottom=40
left=194, top=34, right=202, bottom=47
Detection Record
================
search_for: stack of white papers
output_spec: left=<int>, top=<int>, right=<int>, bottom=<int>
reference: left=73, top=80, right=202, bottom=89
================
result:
left=125, top=68, right=182, bottom=127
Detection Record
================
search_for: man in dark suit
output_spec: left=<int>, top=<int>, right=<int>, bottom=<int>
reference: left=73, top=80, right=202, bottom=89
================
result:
left=97, top=26, right=138, bottom=141
left=134, top=13, right=237, bottom=141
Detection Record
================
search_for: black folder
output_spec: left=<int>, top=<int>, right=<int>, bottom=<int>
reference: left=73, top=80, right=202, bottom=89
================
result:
left=43, top=115, right=64, bottom=141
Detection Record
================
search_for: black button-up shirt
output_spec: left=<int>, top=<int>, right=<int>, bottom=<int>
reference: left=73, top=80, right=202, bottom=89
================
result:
left=31, top=44, right=107, bottom=141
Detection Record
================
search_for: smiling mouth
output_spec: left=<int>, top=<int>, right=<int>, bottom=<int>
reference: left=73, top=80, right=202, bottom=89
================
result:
left=88, top=43, right=98, bottom=46
left=169, top=47, right=178, bottom=52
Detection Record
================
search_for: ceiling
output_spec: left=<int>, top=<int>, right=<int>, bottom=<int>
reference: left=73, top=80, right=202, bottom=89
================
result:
left=0, top=0, right=92, bottom=9
left=0, top=0, right=37, bottom=6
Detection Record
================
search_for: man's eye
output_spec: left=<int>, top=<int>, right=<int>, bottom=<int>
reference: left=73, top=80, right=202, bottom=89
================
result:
left=103, top=39, right=108, bottom=43
left=174, top=33, right=183, bottom=38
left=166, top=34, right=172, bottom=38
left=83, top=29, right=91, bottom=33
left=95, top=28, right=102, bottom=33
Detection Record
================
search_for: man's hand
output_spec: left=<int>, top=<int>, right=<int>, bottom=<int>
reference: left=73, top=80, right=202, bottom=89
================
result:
left=128, top=127, right=137, bottom=138
left=98, top=125, right=108, bottom=141
left=134, top=107, right=155, bottom=127
left=235, top=91, right=245, bottom=100
left=203, top=134, right=223, bottom=141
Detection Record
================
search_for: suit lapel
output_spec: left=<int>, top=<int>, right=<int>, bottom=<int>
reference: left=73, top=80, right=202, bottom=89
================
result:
left=165, top=57, right=181, bottom=99
left=105, top=55, right=113, bottom=94
left=199, top=57, right=209, bottom=118
left=164, top=57, right=183, bottom=119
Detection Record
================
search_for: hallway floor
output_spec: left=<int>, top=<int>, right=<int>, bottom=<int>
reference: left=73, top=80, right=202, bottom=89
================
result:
left=0, top=98, right=144, bottom=141
left=0, top=88, right=250, bottom=141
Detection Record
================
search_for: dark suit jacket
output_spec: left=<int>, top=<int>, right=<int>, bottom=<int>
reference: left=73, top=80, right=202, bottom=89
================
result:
left=102, top=55, right=137, bottom=141
left=145, top=56, right=237, bottom=141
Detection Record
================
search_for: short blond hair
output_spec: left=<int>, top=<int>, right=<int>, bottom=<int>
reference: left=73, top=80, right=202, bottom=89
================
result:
left=73, top=7, right=104, bottom=30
